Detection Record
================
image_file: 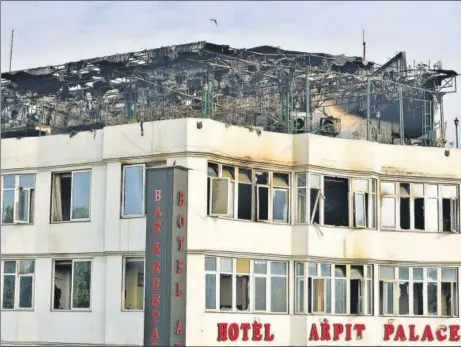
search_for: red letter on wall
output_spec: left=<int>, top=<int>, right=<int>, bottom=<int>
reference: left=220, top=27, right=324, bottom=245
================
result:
left=154, top=221, right=161, bottom=234
left=153, top=242, right=161, bottom=255
left=176, top=320, right=183, bottom=336
left=154, top=190, right=162, bottom=202
left=177, top=214, right=185, bottom=228
left=177, top=236, right=185, bottom=252
left=153, top=262, right=161, bottom=274
left=176, top=282, right=184, bottom=297
left=217, top=323, right=228, bottom=341
left=177, top=259, right=184, bottom=274
left=178, top=191, right=185, bottom=206
left=152, top=278, right=160, bottom=291
left=155, top=205, right=162, bottom=217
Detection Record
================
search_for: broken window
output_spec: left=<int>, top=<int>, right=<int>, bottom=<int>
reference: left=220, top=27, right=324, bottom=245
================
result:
left=1, top=260, right=35, bottom=310
left=398, top=267, right=410, bottom=315
left=122, top=165, right=145, bottom=217
left=350, top=265, right=373, bottom=315
left=206, top=162, right=290, bottom=223
left=381, top=182, right=396, bottom=229
left=379, top=266, right=458, bottom=317
left=53, top=259, right=92, bottom=310
left=123, top=257, right=144, bottom=310
left=427, top=268, right=438, bottom=315
left=352, top=178, right=377, bottom=229
left=324, top=176, right=349, bottom=227
left=309, top=173, right=321, bottom=224
left=222, top=166, right=235, bottom=218
left=304, top=262, right=372, bottom=315
left=296, top=173, right=307, bottom=223
left=441, top=185, right=459, bottom=232
left=205, top=257, right=287, bottom=313
left=412, top=268, right=424, bottom=316
left=51, top=170, right=91, bottom=222
left=441, top=268, right=458, bottom=316
left=272, top=173, right=289, bottom=223
left=399, top=183, right=410, bottom=230
left=2, top=174, right=35, bottom=224
left=238, top=168, right=252, bottom=220
left=256, top=171, right=269, bottom=221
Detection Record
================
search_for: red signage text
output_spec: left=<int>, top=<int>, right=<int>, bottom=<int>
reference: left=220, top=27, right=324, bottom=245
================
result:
left=217, top=322, right=274, bottom=342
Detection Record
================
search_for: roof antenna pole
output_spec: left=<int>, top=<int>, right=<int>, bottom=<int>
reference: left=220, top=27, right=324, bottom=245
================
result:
left=362, top=29, right=366, bottom=62
left=9, top=29, right=14, bottom=72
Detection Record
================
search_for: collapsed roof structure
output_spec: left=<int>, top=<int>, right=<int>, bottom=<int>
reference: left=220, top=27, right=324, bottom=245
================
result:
left=0, top=41, right=457, bottom=146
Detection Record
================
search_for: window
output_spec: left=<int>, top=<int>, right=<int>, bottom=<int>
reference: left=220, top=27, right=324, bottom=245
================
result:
left=380, top=182, right=459, bottom=232
left=1, top=260, right=35, bottom=310
left=296, top=173, right=307, bottom=223
left=123, top=257, right=144, bottom=310
left=53, top=259, right=92, bottom=310
left=207, top=162, right=290, bottom=223
left=297, top=172, right=377, bottom=229
left=379, top=266, right=458, bottom=317
left=295, top=262, right=373, bottom=315
left=2, top=174, right=35, bottom=224
left=51, top=170, right=91, bottom=222
left=205, top=257, right=288, bottom=313
left=122, top=165, right=145, bottom=217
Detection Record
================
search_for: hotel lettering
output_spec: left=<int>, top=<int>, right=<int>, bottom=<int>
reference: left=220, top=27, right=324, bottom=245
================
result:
left=144, top=167, right=188, bottom=347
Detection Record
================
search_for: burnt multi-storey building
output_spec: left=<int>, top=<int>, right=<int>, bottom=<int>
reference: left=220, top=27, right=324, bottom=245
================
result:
left=1, top=42, right=460, bottom=346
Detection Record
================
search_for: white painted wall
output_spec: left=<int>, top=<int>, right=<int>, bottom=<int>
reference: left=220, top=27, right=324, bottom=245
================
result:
left=1, top=118, right=460, bottom=345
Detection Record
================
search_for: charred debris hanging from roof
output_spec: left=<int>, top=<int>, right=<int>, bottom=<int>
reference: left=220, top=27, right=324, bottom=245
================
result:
left=0, top=41, right=457, bottom=146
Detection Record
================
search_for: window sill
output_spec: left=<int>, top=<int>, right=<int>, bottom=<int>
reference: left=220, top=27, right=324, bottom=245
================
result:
left=50, top=219, right=91, bottom=224
left=380, top=228, right=452, bottom=234
left=1, top=308, right=34, bottom=311
left=122, top=309, right=144, bottom=312
left=1, top=223, right=34, bottom=226
left=51, top=309, right=92, bottom=312
left=120, top=214, right=146, bottom=219
left=379, top=314, right=459, bottom=319
left=296, top=312, right=373, bottom=316
left=205, top=309, right=289, bottom=315
left=207, top=215, right=290, bottom=226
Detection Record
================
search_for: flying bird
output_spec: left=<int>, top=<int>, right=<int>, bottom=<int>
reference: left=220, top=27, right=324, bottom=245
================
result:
left=209, top=18, right=218, bottom=26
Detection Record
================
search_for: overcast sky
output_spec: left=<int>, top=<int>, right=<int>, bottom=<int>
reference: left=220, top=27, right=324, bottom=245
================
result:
left=1, top=1, right=460, bottom=143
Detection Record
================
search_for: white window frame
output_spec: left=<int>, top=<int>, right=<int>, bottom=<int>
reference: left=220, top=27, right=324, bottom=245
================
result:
left=209, top=177, right=230, bottom=216
left=1, top=174, right=35, bottom=225
left=204, top=257, right=288, bottom=314
left=206, top=163, right=290, bottom=224
left=52, top=259, right=93, bottom=311
left=271, top=172, right=290, bottom=224
left=121, top=164, right=146, bottom=218
left=1, top=260, right=35, bottom=310
left=122, top=256, right=145, bottom=311
left=380, top=181, right=460, bottom=233
left=309, top=173, right=324, bottom=225
left=301, top=262, right=373, bottom=316
left=51, top=170, right=92, bottom=223
left=351, top=178, right=377, bottom=229
left=378, top=266, right=459, bottom=318
left=295, top=173, right=307, bottom=224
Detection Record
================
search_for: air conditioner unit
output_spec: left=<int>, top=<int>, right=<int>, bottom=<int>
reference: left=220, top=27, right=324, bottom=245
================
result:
left=319, top=117, right=341, bottom=136
left=292, top=115, right=307, bottom=134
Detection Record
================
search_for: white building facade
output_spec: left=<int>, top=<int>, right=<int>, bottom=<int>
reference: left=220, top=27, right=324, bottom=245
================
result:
left=1, top=118, right=460, bottom=346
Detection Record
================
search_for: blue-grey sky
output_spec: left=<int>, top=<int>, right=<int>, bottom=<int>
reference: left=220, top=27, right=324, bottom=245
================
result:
left=1, top=1, right=460, bottom=143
